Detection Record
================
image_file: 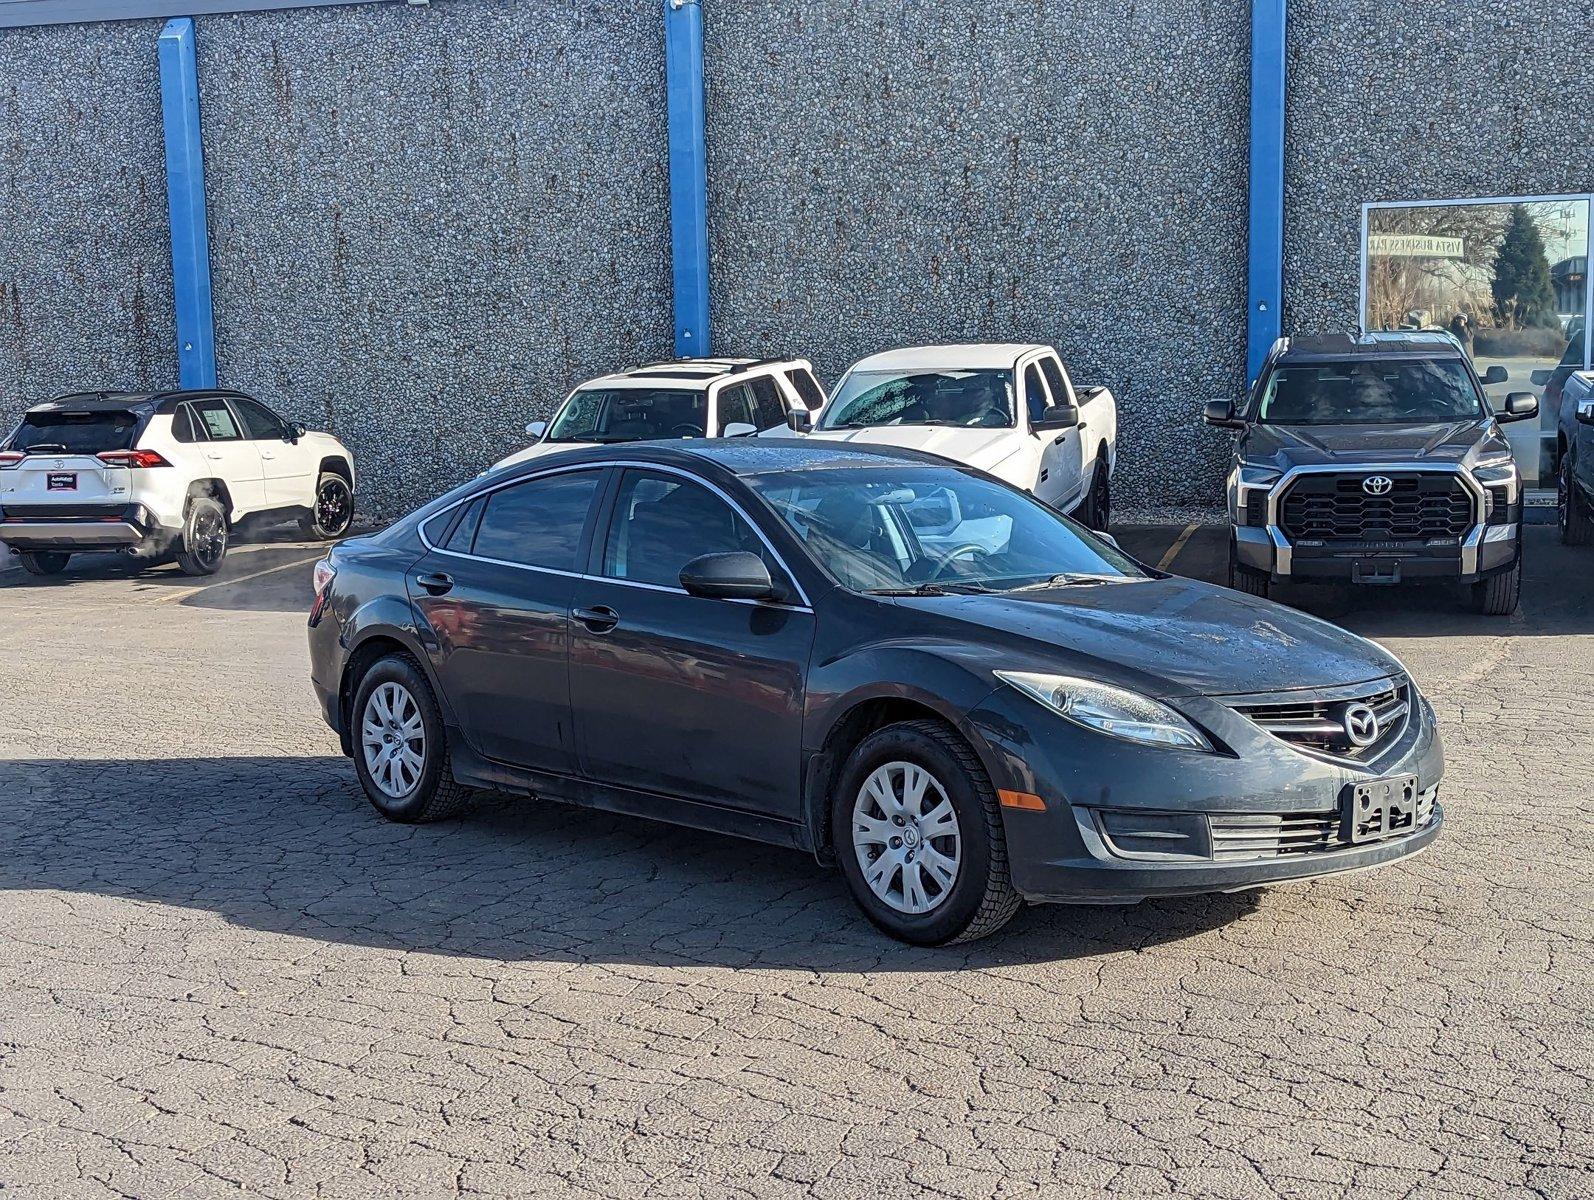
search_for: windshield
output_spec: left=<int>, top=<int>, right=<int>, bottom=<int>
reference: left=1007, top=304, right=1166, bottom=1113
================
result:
left=9, top=410, right=140, bottom=454
left=747, top=466, right=1144, bottom=593
left=818, top=369, right=1015, bottom=431
left=545, top=387, right=707, bottom=443
left=1257, top=359, right=1485, bottom=425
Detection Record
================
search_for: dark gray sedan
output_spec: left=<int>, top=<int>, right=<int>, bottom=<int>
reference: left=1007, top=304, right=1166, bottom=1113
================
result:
left=307, top=440, right=1442, bottom=945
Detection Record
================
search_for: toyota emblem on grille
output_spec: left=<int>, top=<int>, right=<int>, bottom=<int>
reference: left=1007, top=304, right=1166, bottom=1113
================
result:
left=1362, top=475, right=1393, bottom=496
left=1342, top=702, right=1380, bottom=747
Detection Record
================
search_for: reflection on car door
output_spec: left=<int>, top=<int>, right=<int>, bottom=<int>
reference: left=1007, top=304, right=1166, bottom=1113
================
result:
left=568, top=468, right=815, bottom=819
left=187, top=396, right=266, bottom=512
left=1037, top=357, right=1085, bottom=511
left=408, top=468, right=606, bottom=775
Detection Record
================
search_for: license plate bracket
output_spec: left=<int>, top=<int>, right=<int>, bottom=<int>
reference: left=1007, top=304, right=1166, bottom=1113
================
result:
left=1346, top=774, right=1419, bottom=844
left=46, top=472, right=77, bottom=491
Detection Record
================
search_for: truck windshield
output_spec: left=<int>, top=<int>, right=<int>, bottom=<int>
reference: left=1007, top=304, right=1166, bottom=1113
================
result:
left=1257, top=359, right=1485, bottom=425
left=818, top=369, right=1015, bottom=430
left=545, top=387, right=707, bottom=443
left=9, top=410, right=140, bottom=454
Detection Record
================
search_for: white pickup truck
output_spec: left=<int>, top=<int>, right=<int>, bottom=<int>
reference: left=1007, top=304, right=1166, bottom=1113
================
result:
left=793, top=344, right=1118, bottom=528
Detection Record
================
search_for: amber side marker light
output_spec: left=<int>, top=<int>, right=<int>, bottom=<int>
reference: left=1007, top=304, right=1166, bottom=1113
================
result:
left=998, top=790, right=1047, bottom=812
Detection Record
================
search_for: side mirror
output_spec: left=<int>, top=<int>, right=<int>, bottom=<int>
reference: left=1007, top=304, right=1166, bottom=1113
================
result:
left=285, top=421, right=306, bottom=442
left=1203, top=399, right=1243, bottom=429
left=1096, top=532, right=1121, bottom=550
left=786, top=409, right=812, bottom=433
left=525, top=420, right=548, bottom=439
left=1481, top=365, right=1509, bottom=385
left=721, top=422, right=758, bottom=438
left=1499, top=392, right=1539, bottom=422
left=1576, top=400, right=1594, bottom=426
left=1034, top=404, right=1080, bottom=432
left=679, top=551, right=775, bottom=600
left=1531, top=369, right=1553, bottom=387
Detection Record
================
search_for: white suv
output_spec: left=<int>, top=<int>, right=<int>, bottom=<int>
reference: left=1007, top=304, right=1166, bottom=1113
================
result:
left=1, top=389, right=356, bottom=577
left=491, top=357, right=827, bottom=472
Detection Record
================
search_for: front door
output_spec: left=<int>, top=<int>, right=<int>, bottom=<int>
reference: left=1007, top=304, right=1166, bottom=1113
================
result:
left=568, top=468, right=815, bottom=818
left=1037, top=357, right=1086, bottom=511
left=408, top=467, right=607, bottom=775
left=229, top=395, right=311, bottom=508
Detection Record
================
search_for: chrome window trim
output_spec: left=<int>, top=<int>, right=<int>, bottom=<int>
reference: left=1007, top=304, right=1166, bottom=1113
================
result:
left=1258, top=462, right=1488, bottom=576
left=415, top=459, right=814, bottom=611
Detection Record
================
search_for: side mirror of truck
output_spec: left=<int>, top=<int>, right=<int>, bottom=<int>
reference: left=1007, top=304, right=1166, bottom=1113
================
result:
left=786, top=409, right=812, bottom=433
left=721, top=422, right=758, bottom=438
left=1034, top=404, right=1080, bottom=432
left=1203, top=399, right=1243, bottom=429
left=1531, top=369, right=1553, bottom=387
left=1576, top=400, right=1594, bottom=426
left=1498, top=393, right=1539, bottom=423
left=525, top=420, right=547, bottom=439
left=1481, top=365, right=1509, bottom=385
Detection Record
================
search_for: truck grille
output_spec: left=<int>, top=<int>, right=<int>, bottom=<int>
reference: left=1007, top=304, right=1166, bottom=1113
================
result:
left=1278, top=473, right=1474, bottom=541
left=1209, top=788, right=1437, bottom=861
left=1232, top=678, right=1411, bottom=763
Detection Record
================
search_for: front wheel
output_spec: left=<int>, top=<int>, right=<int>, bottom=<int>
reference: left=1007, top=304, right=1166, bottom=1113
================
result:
left=1473, top=554, right=1522, bottom=616
left=1081, top=459, right=1111, bottom=531
left=832, top=719, right=1021, bottom=946
left=300, top=472, right=355, bottom=540
left=174, top=497, right=228, bottom=576
left=351, top=654, right=472, bottom=822
left=17, top=551, right=71, bottom=576
left=1561, top=455, right=1592, bottom=546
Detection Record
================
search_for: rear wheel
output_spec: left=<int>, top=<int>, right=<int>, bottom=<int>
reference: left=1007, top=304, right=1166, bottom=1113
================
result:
left=175, top=497, right=228, bottom=576
left=17, top=551, right=70, bottom=577
left=1561, top=453, right=1592, bottom=546
left=1228, top=537, right=1270, bottom=598
left=832, top=719, right=1021, bottom=946
left=300, top=472, right=354, bottom=540
left=351, top=654, right=472, bottom=822
left=1473, top=553, right=1522, bottom=616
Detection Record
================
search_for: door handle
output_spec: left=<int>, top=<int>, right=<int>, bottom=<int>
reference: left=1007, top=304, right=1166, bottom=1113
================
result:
left=415, top=572, right=454, bottom=595
left=573, top=604, right=619, bottom=633
left=1053, top=434, right=1068, bottom=445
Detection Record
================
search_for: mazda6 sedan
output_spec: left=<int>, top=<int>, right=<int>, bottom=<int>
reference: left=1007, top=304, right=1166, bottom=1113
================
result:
left=308, top=440, right=1444, bottom=945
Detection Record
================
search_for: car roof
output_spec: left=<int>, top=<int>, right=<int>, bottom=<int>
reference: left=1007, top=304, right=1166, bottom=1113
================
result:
left=578, top=357, right=809, bottom=391
left=497, top=438, right=950, bottom=481
left=1273, top=332, right=1466, bottom=364
left=843, top=343, right=1050, bottom=373
left=27, top=389, right=250, bottom=415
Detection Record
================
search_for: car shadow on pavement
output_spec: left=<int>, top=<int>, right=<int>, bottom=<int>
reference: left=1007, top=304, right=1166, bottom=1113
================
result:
left=1, top=754, right=1259, bottom=970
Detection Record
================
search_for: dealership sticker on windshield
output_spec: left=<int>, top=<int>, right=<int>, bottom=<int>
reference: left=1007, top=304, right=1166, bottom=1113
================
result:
left=46, top=473, right=77, bottom=491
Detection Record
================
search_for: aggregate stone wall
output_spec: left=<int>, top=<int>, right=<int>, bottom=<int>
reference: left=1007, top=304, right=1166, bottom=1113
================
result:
left=1283, top=0, right=1594, bottom=335
left=0, top=20, right=175, bottom=414
left=196, top=0, right=673, bottom=513
left=702, top=0, right=1255, bottom=509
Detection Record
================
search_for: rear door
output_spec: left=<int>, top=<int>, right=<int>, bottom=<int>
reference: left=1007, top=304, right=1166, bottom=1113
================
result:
left=186, top=396, right=266, bottom=513
left=0, top=408, right=143, bottom=508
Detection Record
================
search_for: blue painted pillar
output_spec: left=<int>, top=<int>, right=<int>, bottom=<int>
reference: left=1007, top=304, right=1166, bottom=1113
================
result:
left=1246, top=0, right=1287, bottom=384
left=663, top=0, right=710, bottom=357
left=157, top=17, right=217, bottom=389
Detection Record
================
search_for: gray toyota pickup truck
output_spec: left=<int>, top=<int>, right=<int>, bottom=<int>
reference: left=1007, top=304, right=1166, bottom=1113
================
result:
left=1203, top=332, right=1535, bottom=616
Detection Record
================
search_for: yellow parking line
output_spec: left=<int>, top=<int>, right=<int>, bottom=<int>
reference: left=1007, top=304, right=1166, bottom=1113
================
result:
left=143, top=552, right=322, bottom=605
left=1155, top=522, right=1200, bottom=572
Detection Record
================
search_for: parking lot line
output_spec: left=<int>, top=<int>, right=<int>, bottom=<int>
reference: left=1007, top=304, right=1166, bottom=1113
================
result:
left=141, top=551, right=322, bottom=605
left=1154, top=522, right=1200, bottom=571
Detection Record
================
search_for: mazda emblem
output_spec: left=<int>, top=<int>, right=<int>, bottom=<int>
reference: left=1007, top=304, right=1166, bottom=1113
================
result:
left=1342, top=702, right=1380, bottom=747
left=1362, top=475, right=1393, bottom=496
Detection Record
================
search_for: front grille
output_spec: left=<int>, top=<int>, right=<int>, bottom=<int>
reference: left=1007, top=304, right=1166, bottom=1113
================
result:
left=1233, top=678, right=1411, bottom=762
left=1210, top=787, right=1438, bottom=861
left=1279, top=473, right=1474, bottom=541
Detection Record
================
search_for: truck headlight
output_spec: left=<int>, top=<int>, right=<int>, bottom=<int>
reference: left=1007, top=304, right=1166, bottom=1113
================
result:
left=1236, top=464, right=1282, bottom=488
left=995, top=671, right=1213, bottom=751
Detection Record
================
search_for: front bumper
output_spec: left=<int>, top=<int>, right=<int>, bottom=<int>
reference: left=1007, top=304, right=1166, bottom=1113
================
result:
left=1233, top=523, right=1519, bottom=583
left=966, top=683, right=1445, bottom=905
left=0, top=504, right=174, bottom=554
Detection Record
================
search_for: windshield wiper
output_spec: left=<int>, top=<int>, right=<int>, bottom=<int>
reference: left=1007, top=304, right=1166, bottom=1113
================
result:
left=18, top=443, right=68, bottom=454
left=1002, top=572, right=1126, bottom=593
left=865, top=581, right=990, bottom=597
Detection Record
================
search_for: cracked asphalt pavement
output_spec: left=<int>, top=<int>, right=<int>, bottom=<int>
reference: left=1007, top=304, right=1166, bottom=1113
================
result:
left=1, top=528, right=1591, bottom=1199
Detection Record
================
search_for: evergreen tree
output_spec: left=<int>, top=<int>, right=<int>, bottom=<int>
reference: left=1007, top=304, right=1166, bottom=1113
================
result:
left=1491, top=205, right=1559, bottom=328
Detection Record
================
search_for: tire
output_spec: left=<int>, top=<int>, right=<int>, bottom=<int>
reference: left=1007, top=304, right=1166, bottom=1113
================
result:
left=350, top=653, right=472, bottom=823
left=17, top=551, right=70, bottom=576
left=1472, top=553, right=1521, bottom=616
left=1082, top=458, right=1111, bottom=532
left=1560, top=454, right=1592, bottom=546
left=174, top=496, right=229, bottom=576
left=832, top=719, right=1021, bottom=946
left=300, top=471, right=355, bottom=540
left=1228, top=538, right=1270, bottom=598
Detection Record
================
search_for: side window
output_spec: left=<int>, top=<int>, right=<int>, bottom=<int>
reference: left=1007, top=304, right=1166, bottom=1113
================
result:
left=190, top=397, right=242, bottom=442
left=747, top=375, right=787, bottom=430
left=601, top=470, right=768, bottom=589
left=717, top=383, right=755, bottom=432
left=432, top=495, right=485, bottom=552
left=171, top=404, right=205, bottom=444
left=229, top=396, right=286, bottom=440
left=1023, top=364, right=1052, bottom=425
left=785, top=368, right=826, bottom=411
left=1039, top=358, right=1075, bottom=408
left=472, top=470, right=601, bottom=570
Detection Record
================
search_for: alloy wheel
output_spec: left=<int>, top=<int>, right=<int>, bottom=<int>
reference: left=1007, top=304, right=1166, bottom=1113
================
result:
left=317, top=478, right=352, bottom=536
left=851, top=760, right=962, bottom=915
left=362, top=681, right=426, bottom=798
left=192, top=507, right=227, bottom=570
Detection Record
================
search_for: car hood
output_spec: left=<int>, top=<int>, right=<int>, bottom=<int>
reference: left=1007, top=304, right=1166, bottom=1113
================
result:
left=902, top=576, right=1404, bottom=699
left=1239, top=419, right=1504, bottom=471
left=804, top=425, right=1021, bottom=474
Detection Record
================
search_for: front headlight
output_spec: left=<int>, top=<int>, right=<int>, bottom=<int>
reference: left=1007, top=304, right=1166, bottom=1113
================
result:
left=1236, top=463, right=1282, bottom=488
left=1473, top=457, right=1517, bottom=481
left=994, top=671, right=1213, bottom=751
